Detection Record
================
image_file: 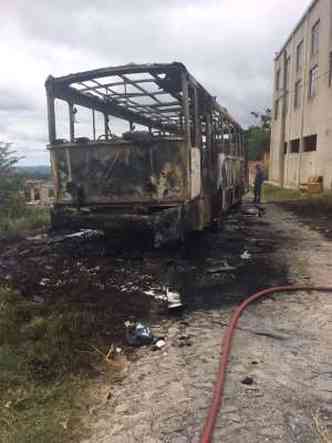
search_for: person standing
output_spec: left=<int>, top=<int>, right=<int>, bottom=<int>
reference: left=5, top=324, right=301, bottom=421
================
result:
left=254, top=164, right=264, bottom=203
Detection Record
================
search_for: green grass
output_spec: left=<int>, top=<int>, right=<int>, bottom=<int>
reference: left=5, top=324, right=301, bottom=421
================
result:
left=0, top=286, right=107, bottom=443
left=262, top=184, right=332, bottom=214
left=0, top=207, right=50, bottom=239
left=262, top=183, right=304, bottom=202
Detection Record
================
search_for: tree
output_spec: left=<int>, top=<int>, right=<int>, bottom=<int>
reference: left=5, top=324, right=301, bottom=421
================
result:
left=246, top=109, right=271, bottom=161
left=0, top=142, right=24, bottom=216
left=250, top=108, right=271, bottom=130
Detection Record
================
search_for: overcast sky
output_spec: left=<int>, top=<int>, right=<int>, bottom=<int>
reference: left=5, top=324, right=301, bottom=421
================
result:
left=1, top=0, right=309, bottom=165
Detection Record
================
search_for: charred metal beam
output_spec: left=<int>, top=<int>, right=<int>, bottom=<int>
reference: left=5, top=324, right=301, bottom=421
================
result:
left=149, top=101, right=180, bottom=108
left=68, top=102, right=75, bottom=142
left=181, top=71, right=191, bottom=147
left=46, top=77, right=56, bottom=143
left=84, top=80, right=174, bottom=124
left=79, top=78, right=155, bottom=92
left=50, top=63, right=183, bottom=86
left=118, top=74, right=164, bottom=108
left=92, top=109, right=96, bottom=141
left=51, top=82, right=178, bottom=133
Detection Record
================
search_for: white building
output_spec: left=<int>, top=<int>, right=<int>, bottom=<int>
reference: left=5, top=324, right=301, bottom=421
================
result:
left=270, top=0, right=332, bottom=190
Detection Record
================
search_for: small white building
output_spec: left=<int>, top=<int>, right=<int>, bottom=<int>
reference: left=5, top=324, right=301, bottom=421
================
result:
left=24, top=180, right=55, bottom=207
left=270, top=0, right=332, bottom=190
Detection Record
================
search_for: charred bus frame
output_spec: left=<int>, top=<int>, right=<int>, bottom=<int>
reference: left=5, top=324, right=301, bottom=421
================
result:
left=46, top=62, right=246, bottom=246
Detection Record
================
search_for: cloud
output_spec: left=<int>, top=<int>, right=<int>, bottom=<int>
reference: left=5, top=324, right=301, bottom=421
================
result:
left=0, top=0, right=310, bottom=164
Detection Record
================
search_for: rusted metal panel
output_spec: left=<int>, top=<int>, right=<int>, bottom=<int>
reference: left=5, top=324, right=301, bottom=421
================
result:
left=50, top=138, right=187, bottom=205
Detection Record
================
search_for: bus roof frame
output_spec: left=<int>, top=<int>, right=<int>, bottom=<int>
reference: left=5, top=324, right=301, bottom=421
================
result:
left=45, top=62, right=242, bottom=143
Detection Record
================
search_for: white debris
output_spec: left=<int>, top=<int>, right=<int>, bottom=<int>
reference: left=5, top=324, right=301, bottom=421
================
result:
left=154, top=339, right=166, bottom=349
left=49, top=229, right=104, bottom=244
left=207, top=260, right=236, bottom=273
left=144, top=288, right=167, bottom=301
left=26, top=234, right=47, bottom=241
left=241, top=250, right=252, bottom=260
left=39, top=278, right=51, bottom=286
left=166, top=288, right=182, bottom=309
left=64, top=229, right=103, bottom=239
left=243, top=208, right=259, bottom=216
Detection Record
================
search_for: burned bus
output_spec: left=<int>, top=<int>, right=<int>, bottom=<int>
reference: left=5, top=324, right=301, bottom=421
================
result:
left=45, top=63, right=246, bottom=246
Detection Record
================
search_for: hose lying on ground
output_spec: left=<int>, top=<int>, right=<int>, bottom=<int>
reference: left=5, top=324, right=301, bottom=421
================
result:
left=199, top=286, right=332, bottom=443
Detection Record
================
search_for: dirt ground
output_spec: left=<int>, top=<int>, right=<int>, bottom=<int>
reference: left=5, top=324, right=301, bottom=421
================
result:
left=81, top=202, right=331, bottom=443
left=1, top=200, right=332, bottom=442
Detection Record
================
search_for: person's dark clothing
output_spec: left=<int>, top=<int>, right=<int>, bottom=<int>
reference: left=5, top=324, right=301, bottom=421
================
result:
left=254, top=170, right=264, bottom=203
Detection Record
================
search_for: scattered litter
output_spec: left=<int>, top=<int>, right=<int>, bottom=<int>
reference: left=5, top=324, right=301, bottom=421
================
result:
left=166, top=288, right=183, bottom=310
left=154, top=339, right=166, bottom=350
left=125, top=321, right=154, bottom=346
left=39, top=278, right=51, bottom=286
left=207, top=260, right=236, bottom=274
left=240, top=250, right=252, bottom=260
left=242, top=206, right=265, bottom=217
left=242, top=208, right=259, bottom=216
left=48, top=229, right=104, bottom=244
left=125, top=321, right=165, bottom=348
left=241, top=376, right=254, bottom=385
left=143, top=287, right=167, bottom=302
left=60, top=419, right=69, bottom=430
left=26, top=234, right=47, bottom=241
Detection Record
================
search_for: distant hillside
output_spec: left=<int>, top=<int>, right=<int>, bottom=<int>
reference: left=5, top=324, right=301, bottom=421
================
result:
left=16, top=165, right=51, bottom=179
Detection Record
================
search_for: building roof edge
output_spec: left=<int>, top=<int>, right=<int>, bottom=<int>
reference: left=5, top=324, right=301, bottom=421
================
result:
left=275, top=0, right=319, bottom=60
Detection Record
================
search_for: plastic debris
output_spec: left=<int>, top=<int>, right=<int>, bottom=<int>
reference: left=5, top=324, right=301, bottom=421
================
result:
left=154, top=339, right=166, bottom=349
left=26, top=234, right=47, bottom=241
left=242, top=206, right=265, bottom=217
left=207, top=261, right=236, bottom=273
left=125, top=321, right=154, bottom=346
left=39, top=278, right=51, bottom=286
left=242, top=208, right=259, bottom=216
left=166, top=288, right=183, bottom=310
left=48, top=229, right=104, bottom=244
left=143, top=288, right=167, bottom=302
left=241, top=250, right=252, bottom=260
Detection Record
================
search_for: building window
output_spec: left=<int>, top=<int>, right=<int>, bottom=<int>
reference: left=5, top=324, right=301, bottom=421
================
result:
left=303, top=134, right=317, bottom=152
left=296, top=40, right=304, bottom=72
left=290, top=139, right=300, bottom=153
left=276, top=69, right=280, bottom=91
left=309, top=65, right=319, bottom=97
left=274, top=99, right=279, bottom=120
left=294, top=80, right=302, bottom=108
left=34, top=189, right=40, bottom=201
left=284, top=142, right=288, bottom=154
left=24, top=189, right=31, bottom=202
left=329, top=52, right=332, bottom=87
left=311, top=20, right=320, bottom=56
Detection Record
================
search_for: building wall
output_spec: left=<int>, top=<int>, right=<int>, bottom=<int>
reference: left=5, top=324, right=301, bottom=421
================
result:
left=24, top=180, right=55, bottom=207
left=270, top=0, right=332, bottom=190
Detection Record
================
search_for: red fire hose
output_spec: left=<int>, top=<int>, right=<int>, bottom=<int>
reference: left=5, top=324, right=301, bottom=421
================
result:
left=199, top=286, right=332, bottom=443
